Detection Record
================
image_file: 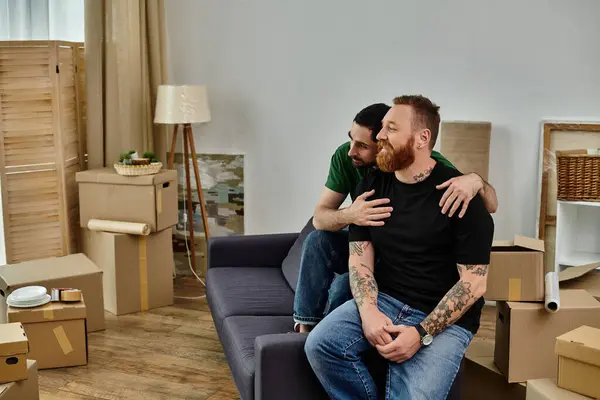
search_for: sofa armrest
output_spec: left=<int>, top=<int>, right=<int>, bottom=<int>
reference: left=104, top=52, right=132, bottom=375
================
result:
left=254, top=333, right=328, bottom=400
left=207, top=233, right=299, bottom=269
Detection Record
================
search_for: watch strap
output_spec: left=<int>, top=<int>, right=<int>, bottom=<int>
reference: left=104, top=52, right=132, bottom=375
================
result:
left=415, top=324, right=428, bottom=340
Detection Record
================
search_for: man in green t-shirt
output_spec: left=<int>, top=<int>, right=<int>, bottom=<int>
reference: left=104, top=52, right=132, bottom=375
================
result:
left=293, top=103, right=498, bottom=333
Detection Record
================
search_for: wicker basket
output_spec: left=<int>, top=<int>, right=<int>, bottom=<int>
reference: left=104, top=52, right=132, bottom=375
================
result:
left=114, top=162, right=163, bottom=176
left=556, top=149, right=600, bottom=201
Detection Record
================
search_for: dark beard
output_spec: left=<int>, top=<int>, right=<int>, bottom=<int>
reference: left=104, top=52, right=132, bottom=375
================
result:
left=376, top=136, right=415, bottom=172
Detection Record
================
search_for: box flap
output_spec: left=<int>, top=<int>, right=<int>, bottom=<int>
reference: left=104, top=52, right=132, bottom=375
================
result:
left=559, top=263, right=600, bottom=282
left=555, top=325, right=600, bottom=368
left=7, top=297, right=86, bottom=324
left=492, top=235, right=545, bottom=252
left=0, top=322, right=28, bottom=356
left=76, top=167, right=177, bottom=186
left=509, top=289, right=599, bottom=310
left=0, top=253, right=100, bottom=292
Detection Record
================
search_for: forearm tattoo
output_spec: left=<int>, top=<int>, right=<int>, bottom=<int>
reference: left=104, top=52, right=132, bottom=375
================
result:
left=462, top=264, right=489, bottom=276
left=349, top=262, right=378, bottom=308
left=421, top=280, right=474, bottom=336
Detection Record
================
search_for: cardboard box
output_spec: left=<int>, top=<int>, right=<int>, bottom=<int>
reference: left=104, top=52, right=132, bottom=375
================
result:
left=8, top=298, right=88, bottom=370
left=555, top=325, right=600, bottom=399
left=0, top=360, right=39, bottom=400
left=82, top=228, right=174, bottom=315
left=494, top=289, right=600, bottom=383
left=460, top=337, right=526, bottom=400
left=526, top=378, right=590, bottom=400
left=76, top=167, right=178, bottom=232
left=0, top=323, right=28, bottom=384
left=0, top=253, right=105, bottom=332
left=486, top=235, right=545, bottom=301
left=559, top=262, right=600, bottom=301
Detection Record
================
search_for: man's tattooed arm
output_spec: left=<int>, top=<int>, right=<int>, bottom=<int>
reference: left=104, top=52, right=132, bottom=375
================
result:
left=349, top=241, right=378, bottom=311
left=420, top=263, right=489, bottom=336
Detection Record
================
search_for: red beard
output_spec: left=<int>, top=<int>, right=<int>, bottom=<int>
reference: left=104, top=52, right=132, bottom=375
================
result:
left=376, top=135, right=415, bottom=172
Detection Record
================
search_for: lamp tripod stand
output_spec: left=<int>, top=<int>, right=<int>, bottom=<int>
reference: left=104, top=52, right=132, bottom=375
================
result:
left=168, top=123, right=210, bottom=273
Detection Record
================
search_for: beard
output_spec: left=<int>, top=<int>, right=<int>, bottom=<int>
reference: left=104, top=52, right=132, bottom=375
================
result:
left=351, top=157, right=375, bottom=168
left=376, top=135, right=415, bottom=172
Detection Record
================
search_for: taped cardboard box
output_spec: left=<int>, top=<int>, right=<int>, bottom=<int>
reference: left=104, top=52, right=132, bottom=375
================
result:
left=486, top=235, right=545, bottom=301
left=555, top=325, right=600, bottom=399
left=460, top=337, right=526, bottom=400
left=0, top=253, right=104, bottom=332
left=0, top=323, right=28, bottom=384
left=76, top=167, right=178, bottom=233
left=495, top=289, right=600, bottom=383
left=559, top=262, right=600, bottom=301
left=526, top=378, right=590, bottom=400
left=0, top=360, right=38, bottom=400
left=8, top=298, right=88, bottom=370
left=82, top=228, right=174, bottom=315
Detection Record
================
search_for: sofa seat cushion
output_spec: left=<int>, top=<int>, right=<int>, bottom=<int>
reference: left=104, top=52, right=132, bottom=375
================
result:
left=221, top=315, right=294, bottom=400
left=207, top=267, right=295, bottom=329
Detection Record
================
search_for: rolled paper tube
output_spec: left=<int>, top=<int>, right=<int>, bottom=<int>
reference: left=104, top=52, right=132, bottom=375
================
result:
left=87, top=219, right=150, bottom=236
left=544, top=272, right=560, bottom=313
left=60, top=289, right=82, bottom=302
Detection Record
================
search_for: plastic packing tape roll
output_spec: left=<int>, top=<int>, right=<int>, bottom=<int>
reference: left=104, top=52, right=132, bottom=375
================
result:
left=87, top=219, right=150, bottom=236
left=60, top=289, right=82, bottom=302
left=544, top=272, right=560, bottom=313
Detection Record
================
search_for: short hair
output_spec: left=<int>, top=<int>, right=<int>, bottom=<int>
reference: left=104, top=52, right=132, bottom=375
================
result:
left=393, top=95, right=440, bottom=149
left=354, top=103, right=391, bottom=142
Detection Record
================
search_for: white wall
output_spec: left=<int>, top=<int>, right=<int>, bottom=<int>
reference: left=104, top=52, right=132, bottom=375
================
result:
left=165, top=0, right=600, bottom=239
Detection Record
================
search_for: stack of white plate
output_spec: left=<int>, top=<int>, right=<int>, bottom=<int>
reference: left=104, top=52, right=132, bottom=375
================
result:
left=6, top=286, right=51, bottom=308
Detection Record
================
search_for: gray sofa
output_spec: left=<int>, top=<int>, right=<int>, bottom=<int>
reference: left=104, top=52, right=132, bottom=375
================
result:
left=206, top=219, right=463, bottom=399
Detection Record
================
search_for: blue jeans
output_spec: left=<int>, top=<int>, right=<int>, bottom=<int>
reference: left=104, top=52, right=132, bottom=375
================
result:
left=305, top=293, right=473, bottom=400
left=293, top=230, right=353, bottom=326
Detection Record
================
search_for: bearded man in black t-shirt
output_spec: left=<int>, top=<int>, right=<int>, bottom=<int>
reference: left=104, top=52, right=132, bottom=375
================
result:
left=305, top=95, right=495, bottom=400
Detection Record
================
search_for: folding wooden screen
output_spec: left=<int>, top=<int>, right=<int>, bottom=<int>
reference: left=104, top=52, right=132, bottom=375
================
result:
left=0, top=41, right=87, bottom=263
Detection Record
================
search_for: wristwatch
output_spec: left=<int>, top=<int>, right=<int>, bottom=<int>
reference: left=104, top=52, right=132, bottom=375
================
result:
left=415, top=324, right=433, bottom=346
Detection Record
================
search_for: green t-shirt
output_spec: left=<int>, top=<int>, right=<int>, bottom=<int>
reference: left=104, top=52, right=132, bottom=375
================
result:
left=324, top=141, right=455, bottom=196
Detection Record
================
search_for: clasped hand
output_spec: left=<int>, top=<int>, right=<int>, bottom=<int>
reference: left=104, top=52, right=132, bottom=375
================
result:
left=361, top=309, right=422, bottom=363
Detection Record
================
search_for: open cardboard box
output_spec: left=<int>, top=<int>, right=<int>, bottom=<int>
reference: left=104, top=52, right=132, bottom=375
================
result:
left=487, top=235, right=545, bottom=302
left=559, top=262, right=600, bottom=301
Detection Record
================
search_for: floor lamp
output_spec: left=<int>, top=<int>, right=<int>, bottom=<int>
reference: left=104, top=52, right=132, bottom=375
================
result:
left=154, top=85, right=211, bottom=273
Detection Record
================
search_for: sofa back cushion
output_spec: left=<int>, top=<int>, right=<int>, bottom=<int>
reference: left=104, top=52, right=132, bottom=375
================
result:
left=281, top=217, right=316, bottom=292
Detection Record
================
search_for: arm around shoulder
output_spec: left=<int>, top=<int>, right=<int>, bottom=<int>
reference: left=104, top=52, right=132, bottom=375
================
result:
left=312, top=187, right=351, bottom=231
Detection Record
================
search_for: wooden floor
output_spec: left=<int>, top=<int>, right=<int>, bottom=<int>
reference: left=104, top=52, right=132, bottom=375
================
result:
left=39, top=277, right=239, bottom=400
left=38, top=277, right=497, bottom=400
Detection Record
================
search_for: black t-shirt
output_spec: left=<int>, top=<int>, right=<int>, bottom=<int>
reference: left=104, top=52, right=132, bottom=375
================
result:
left=349, top=162, right=494, bottom=334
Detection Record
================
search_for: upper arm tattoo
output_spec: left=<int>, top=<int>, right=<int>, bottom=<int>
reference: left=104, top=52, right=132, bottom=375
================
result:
left=349, top=241, right=370, bottom=257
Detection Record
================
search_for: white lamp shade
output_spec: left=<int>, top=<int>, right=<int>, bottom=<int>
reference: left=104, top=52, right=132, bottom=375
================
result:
left=154, top=85, right=211, bottom=124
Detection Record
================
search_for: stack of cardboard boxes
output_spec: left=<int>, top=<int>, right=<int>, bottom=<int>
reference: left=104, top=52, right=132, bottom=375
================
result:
left=0, top=166, right=180, bottom=397
left=76, top=167, right=178, bottom=315
left=461, top=235, right=600, bottom=399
